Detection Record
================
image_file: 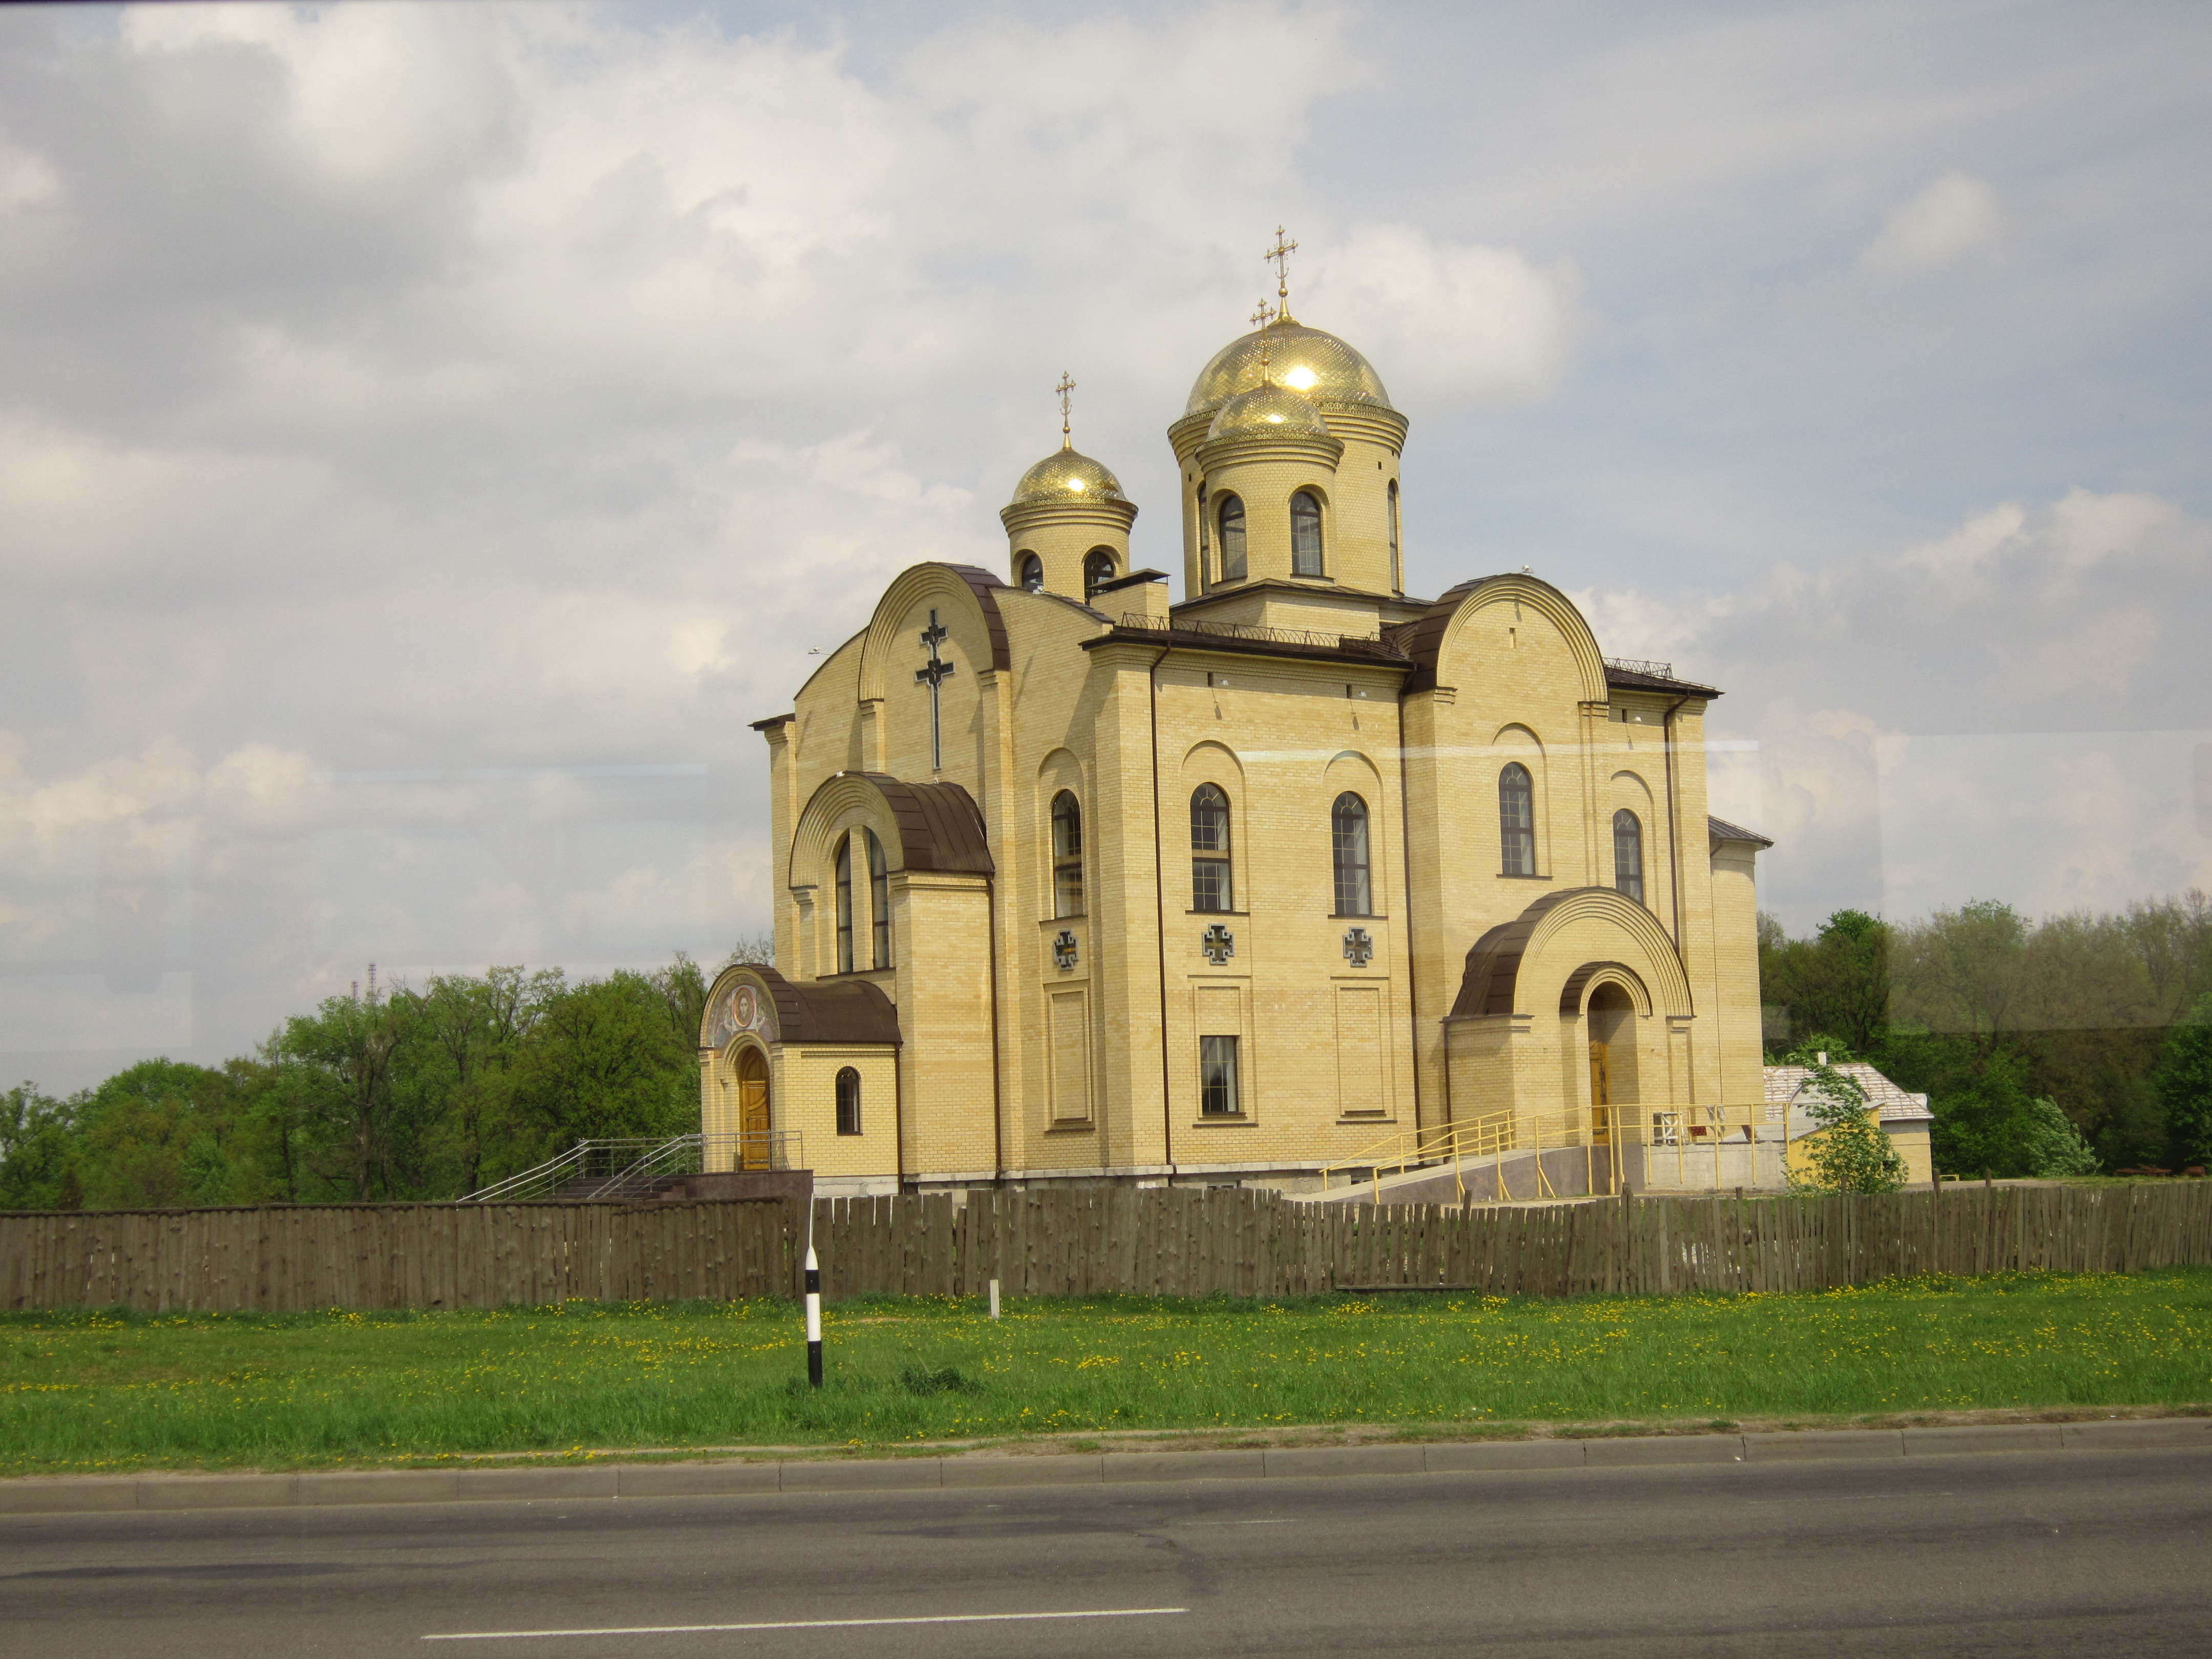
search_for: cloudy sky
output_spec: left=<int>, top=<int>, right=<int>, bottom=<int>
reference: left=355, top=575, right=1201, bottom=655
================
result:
left=2, top=0, right=2207, bottom=1086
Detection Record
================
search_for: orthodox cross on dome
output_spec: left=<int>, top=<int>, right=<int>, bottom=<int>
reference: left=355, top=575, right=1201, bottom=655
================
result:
left=1264, top=226, right=1299, bottom=320
left=915, top=608, right=956, bottom=771
left=1055, top=370, right=1076, bottom=450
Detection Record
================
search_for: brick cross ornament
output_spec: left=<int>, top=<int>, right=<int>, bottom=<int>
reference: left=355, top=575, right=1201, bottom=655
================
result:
left=1342, top=926, right=1373, bottom=967
left=1201, top=923, right=1236, bottom=966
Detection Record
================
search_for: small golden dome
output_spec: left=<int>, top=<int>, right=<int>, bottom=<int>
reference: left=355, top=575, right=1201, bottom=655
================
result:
left=1009, top=446, right=1126, bottom=506
left=1185, top=319, right=1393, bottom=418
left=1206, top=382, right=1330, bottom=440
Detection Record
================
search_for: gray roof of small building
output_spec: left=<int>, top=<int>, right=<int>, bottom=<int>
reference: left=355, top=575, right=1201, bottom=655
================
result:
left=1709, top=814, right=1774, bottom=848
left=1765, top=1063, right=1932, bottom=1122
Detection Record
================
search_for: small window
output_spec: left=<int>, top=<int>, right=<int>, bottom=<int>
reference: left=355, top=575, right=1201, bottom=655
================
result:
left=1083, top=548, right=1116, bottom=600
left=1016, top=552, right=1044, bottom=592
left=1290, top=491, right=1324, bottom=577
left=1197, top=486, right=1211, bottom=587
left=1499, top=763, right=1536, bottom=876
left=1387, top=480, right=1400, bottom=592
left=1332, top=792, right=1372, bottom=916
left=835, top=1067, right=862, bottom=1136
left=1613, top=809, right=1644, bottom=904
left=834, top=833, right=855, bottom=974
left=1190, top=783, right=1233, bottom=912
left=867, top=828, right=892, bottom=968
left=1217, top=495, right=1247, bottom=582
left=1051, top=790, right=1084, bottom=918
left=1200, top=1034, right=1240, bottom=1116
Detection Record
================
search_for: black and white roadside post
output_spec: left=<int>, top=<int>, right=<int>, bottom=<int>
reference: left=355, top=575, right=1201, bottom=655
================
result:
left=804, top=1243, right=824, bottom=1389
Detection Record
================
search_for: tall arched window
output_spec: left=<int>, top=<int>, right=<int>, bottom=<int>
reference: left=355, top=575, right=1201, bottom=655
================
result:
left=835, top=1067, right=862, bottom=1136
left=1083, top=548, right=1116, bottom=599
left=1050, top=790, right=1084, bottom=918
left=1387, top=480, right=1401, bottom=592
left=1196, top=485, right=1212, bottom=587
left=1332, top=792, right=1372, bottom=916
left=1499, top=764, right=1536, bottom=876
left=867, top=828, right=892, bottom=967
left=1216, top=495, right=1247, bottom=582
left=1016, top=552, right=1044, bottom=592
left=1290, top=491, right=1324, bottom=577
left=1190, top=783, right=1233, bottom=912
left=834, top=833, right=855, bottom=973
left=1612, top=809, right=1644, bottom=904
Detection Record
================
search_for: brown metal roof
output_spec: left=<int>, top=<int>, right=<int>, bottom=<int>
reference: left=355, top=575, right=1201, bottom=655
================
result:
left=1708, top=814, right=1774, bottom=848
left=750, top=965, right=902, bottom=1046
left=937, top=563, right=1013, bottom=673
left=865, top=775, right=995, bottom=875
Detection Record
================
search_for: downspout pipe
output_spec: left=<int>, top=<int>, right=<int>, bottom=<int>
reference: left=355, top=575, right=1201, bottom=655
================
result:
left=1661, top=694, right=1692, bottom=950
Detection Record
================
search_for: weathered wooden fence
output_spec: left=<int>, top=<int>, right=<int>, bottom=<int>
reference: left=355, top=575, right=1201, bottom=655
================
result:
left=5, top=1183, right=2210, bottom=1313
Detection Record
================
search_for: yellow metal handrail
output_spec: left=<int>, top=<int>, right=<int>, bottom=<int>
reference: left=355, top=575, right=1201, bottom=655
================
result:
left=1318, top=1103, right=1784, bottom=1203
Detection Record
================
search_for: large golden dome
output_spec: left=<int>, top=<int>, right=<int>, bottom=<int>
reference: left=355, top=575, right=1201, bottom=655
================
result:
left=1185, top=319, right=1393, bottom=418
left=1009, top=446, right=1126, bottom=506
left=1206, top=382, right=1330, bottom=440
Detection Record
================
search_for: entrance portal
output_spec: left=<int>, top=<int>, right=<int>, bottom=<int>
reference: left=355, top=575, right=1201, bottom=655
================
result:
left=1586, top=983, right=1637, bottom=1190
left=737, top=1046, right=772, bottom=1171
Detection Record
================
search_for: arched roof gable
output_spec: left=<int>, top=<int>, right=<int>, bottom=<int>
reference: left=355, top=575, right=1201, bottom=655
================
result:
left=1401, top=573, right=1607, bottom=703
left=789, top=771, right=994, bottom=890
left=858, top=563, right=1011, bottom=703
left=701, top=961, right=901, bottom=1049
left=1450, top=887, right=1692, bottom=1019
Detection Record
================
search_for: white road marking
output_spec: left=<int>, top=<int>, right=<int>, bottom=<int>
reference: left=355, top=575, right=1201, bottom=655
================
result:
left=424, top=1607, right=1188, bottom=1642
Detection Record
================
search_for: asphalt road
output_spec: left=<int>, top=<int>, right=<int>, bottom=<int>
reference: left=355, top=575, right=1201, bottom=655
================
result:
left=4, top=1449, right=2209, bottom=1658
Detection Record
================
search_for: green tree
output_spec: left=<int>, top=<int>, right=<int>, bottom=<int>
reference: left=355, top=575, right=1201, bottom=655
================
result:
left=2154, top=995, right=2212, bottom=1168
left=2018, top=1098, right=2100, bottom=1177
left=507, top=971, right=695, bottom=1151
left=1786, top=1056, right=1906, bottom=1194
left=0, top=1083, right=81, bottom=1210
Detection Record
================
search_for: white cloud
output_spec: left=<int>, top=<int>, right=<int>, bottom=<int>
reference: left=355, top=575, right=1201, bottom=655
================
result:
left=1857, top=170, right=2011, bottom=279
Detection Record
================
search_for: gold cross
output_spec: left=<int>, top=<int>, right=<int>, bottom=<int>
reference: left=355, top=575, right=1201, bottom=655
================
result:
left=1055, top=371, right=1076, bottom=448
left=1265, top=226, right=1299, bottom=316
left=1249, top=299, right=1277, bottom=331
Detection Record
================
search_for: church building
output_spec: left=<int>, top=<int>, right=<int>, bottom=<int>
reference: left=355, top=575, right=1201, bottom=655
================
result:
left=699, top=250, right=1772, bottom=1197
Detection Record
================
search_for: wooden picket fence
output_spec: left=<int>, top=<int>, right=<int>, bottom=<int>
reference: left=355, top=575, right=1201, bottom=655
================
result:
left=4, top=1182, right=2210, bottom=1313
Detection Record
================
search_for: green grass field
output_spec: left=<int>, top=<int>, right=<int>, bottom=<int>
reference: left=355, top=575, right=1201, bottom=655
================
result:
left=4, top=1269, right=2209, bottom=1476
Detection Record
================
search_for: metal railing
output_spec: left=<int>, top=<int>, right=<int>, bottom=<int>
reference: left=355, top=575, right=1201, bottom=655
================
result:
left=1603, top=656, right=1677, bottom=679
left=461, top=1131, right=805, bottom=1204
left=1116, top=612, right=1407, bottom=659
left=1318, top=1104, right=1786, bottom=1203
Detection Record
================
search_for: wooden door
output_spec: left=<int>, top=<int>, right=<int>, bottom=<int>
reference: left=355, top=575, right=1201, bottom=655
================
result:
left=738, top=1047, right=772, bottom=1170
left=1589, top=1039, right=1612, bottom=1144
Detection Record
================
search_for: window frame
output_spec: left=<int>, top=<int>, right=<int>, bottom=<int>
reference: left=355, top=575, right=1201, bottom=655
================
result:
left=1290, top=489, right=1325, bottom=577
left=834, top=832, right=855, bottom=974
left=1387, top=479, right=1400, bottom=592
left=1332, top=791, right=1373, bottom=916
left=1190, top=783, right=1234, bottom=912
left=1016, top=551, right=1044, bottom=592
left=867, top=827, right=892, bottom=967
left=834, top=1066, right=862, bottom=1136
left=1499, top=763, right=1537, bottom=877
left=1612, top=808, right=1644, bottom=905
left=1216, top=494, right=1247, bottom=582
left=1050, top=789, right=1085, bottom=919
left=1199, top=1034, right=1241, bottom=1116
left=1082, top=547, right=1116, bottom=600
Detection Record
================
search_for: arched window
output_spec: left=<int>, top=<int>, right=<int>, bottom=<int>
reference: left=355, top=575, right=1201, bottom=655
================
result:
left=1612, top=809, right=1644, bottom=904
left=1332, top=792, right=1372, bottom=916
left=1050, top=790, right=1084, bottom=918
left=1083, top=548, right=1116, bottom=600
left=1499, top=763, right=1536, bottom=877
left=1290, top=491, right=1324, bottom=577
left=1197, top=485, right=1212, bottom=587
left=1190, top=783, right=1233, bottom=912
left=1387, top=480, right=1401, bottom=592
left=1216, top=495, right=1247, bottom=582
left=835, top=1067, right=862, bottom=1136
left=1016, top=552, right=1044, bottom=592
left=834, top=833, right=855, bottom=974
left=867, top=828, right=892, bottom=967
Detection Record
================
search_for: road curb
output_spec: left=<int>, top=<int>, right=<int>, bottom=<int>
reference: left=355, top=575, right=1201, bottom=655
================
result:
left=3, top=1416, right=2206, bottom=1516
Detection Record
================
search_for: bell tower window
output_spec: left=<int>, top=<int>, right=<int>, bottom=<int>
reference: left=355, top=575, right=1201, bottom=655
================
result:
left=1217, top=495, right=1247, bottom=582
left=1290, top=491, right=1324, bottom=577
left=1016, top=552, right=1044, bottom=592
left=1387, top=479, right=1401, bottom=593
left=1083, top=548, right=1116, bottom=600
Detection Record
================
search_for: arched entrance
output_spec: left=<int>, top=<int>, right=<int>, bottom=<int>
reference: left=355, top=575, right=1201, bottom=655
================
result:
left=736, top=1046, right=772, bottom=1171
left=1586, top=983, right=1637, bottom=1186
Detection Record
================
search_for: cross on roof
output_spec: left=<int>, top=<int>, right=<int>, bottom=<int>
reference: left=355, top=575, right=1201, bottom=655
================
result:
left=1264, top=227, right=1298, bottom=319
left=916, top=608, right=956, bottom=771
left=1055, top=371, right=1076, bottom=449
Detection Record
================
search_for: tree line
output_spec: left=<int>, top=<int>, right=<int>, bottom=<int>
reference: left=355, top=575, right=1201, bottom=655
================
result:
left=1760, top=892, right=2212, bottom=1178
left=0, top=938, right=772, bottom=1211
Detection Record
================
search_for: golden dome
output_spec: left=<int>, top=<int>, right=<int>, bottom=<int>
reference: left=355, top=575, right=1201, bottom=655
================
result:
left=1206, top=382, right=1330, bottom=440
left=1009, top=446, right=1126, bottom=506
left=1185, top=319, right=1393, bottom=418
